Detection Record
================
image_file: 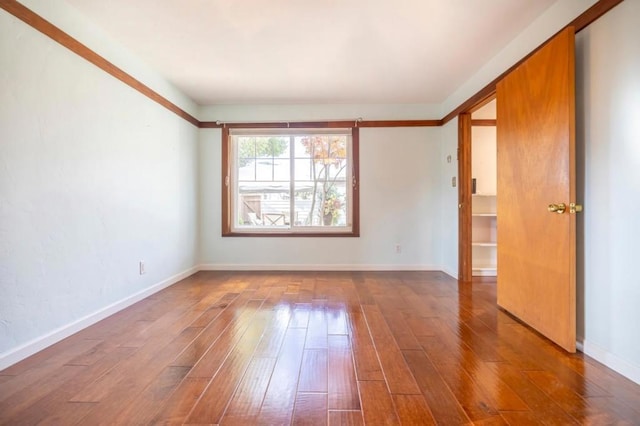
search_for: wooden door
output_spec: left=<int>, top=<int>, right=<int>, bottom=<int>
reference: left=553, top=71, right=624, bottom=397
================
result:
left=496, top=27, right=577, bottom=352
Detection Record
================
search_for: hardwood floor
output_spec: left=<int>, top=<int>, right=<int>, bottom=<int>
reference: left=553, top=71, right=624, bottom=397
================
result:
left=1, top=271, right=640, bottom=425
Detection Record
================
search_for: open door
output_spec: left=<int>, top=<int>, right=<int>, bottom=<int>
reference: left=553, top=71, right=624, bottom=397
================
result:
left=496, top=27, right=578, bottom=352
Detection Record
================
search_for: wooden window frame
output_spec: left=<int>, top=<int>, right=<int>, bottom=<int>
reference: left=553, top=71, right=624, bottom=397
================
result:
left=221, top=127, right=360, bottom=237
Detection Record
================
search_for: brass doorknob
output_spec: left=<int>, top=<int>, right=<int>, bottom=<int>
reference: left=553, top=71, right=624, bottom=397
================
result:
left=548, top=203, right=566, bottom=214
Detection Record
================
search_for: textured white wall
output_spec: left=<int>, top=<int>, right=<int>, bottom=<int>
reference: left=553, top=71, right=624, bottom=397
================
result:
left=18, top=0, right=198, bottom=117
left=575, top=0, right=640, bottom=384
left=199, top=123, right=443, bottom=270
left=0, top=9, right=199, bottom=365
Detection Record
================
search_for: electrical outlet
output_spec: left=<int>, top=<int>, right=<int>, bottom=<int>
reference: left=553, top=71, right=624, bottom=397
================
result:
left=395, top=244, right=401, bottom=254
left=452, top=177, right=457, bottom=187
left=139, top=261, right=145, bottom=275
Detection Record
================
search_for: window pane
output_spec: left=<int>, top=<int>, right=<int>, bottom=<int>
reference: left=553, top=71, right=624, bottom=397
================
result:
left=328, top=136, right=347, bottom=159
left=326, top=183, right=347, bottom=226
left=260, top=191, right=290, bottom=227
left=273, top=159, right=290, bottom=181
left=293, top=182, right=347, bottom=227
left=294, top=159, right=311, bottom=181
left=310, top=136, right=330, bottom=161
left=252, top=137, right=289, bottom=158
left=255, top=137, right=271, bottom=158
left=293, top=182, right=315, bottom=225
left=237, top=185, right=290, bottom=228
left=238, top=137, right=256, bottom=159
left=294, top=137, right=311, bottom=158
left=238, top=159, right=256, bottom=181
left=326, top=158, right=348, bottom=180
left=255, top=159, right=273, bottom=181
left=271, top=137, right=290, bottom=158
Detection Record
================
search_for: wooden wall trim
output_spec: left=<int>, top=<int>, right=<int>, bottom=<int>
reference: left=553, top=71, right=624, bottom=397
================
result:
left=441, top=0, right=624, bottom=124
left=200, top=120, right=441, bottom=129
left=357, top=120, right=442, bottom=127
left=571, top=0, right=624, bottom=32
left=1, top=0, right=623, bottom=129
left=201, top=121, right=357, bottom=129
left=0, top=0, right=200, bottom=127
left=471, top=119, right=497, bottom=127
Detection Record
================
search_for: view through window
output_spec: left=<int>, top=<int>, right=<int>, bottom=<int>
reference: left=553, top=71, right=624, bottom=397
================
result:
left=223, top=128, right=359, bottom=236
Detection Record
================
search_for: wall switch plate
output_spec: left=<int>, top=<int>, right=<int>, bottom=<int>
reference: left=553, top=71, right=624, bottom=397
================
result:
left=139, top=261, right=145, bottom=275
left=447, top=155, right=452, bottom=163
left=452, top=177, right=457, bottom=187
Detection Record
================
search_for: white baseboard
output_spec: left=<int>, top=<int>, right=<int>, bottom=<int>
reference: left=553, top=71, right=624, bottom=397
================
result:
left=578, top=339, right=640, bottom=385
left=198, top=263, right=441, bottom=271
left=441, top=266, right=458, bottom=279
left=0, top=265, right=199, bottom=371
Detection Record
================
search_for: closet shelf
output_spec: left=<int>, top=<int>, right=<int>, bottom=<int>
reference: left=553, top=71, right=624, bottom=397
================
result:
left=473, top=266, right=497, bottom=276
left=472, top=242, right=497, bottom=247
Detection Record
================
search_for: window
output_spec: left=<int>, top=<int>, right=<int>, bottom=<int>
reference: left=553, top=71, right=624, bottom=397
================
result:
left=222, top=127, right=359, bottom=236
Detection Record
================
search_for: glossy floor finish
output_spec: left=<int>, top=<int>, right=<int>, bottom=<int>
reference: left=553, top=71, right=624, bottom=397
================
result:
left=1, top=272, right=640, bottom=425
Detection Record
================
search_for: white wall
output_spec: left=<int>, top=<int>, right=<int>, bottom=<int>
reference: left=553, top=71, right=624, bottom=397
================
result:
left=575, top=0, right=640, bottom=384
left=199, top=117, right=443, bottom=270
left=471, top=100, right=497, bottom=196
left=442, top=0, right=596, bottom=116
left=439, top=119, right=459, bottom=278
left=471, top=127, right=497, bottom=196
left=0, top=8, right=199, bottom=368
left=199, top=104, right=441, bottom=122
left=18, top=0, right=198, bottom=118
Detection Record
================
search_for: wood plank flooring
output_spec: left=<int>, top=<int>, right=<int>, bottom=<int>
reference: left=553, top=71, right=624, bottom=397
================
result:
left=1, top=271, right=640, bottom=425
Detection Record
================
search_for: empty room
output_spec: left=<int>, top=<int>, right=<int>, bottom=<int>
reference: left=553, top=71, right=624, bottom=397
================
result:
left=1, top=0, right=640, bottom=424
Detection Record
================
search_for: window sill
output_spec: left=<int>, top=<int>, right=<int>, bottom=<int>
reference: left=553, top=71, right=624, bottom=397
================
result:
left=222, top=231, right=359, bottom=238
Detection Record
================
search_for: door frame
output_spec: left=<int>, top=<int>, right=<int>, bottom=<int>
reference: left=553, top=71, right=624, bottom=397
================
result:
left=453, top=3, right=622, bottom=282
left=458, top=95, right=496, bottom=282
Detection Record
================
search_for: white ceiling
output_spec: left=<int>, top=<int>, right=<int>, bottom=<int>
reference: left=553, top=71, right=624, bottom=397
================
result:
left=65, top=0, right=556, bottom=106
